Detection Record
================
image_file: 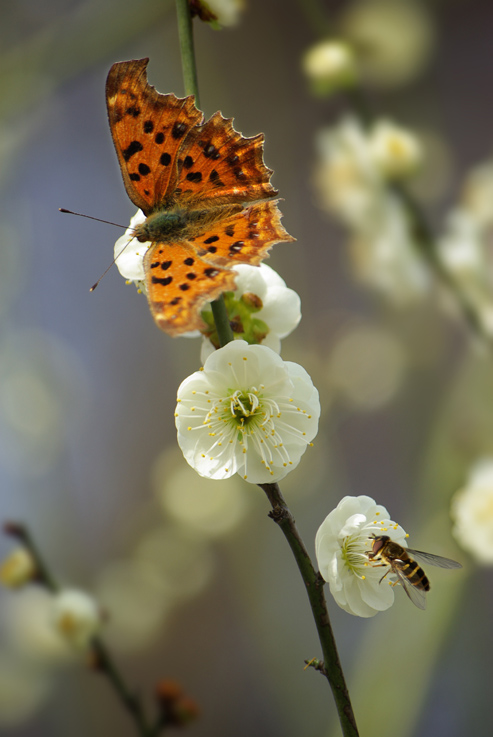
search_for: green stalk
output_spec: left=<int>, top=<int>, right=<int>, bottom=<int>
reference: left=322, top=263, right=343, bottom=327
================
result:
left=174, top=0, right=234, bottom=347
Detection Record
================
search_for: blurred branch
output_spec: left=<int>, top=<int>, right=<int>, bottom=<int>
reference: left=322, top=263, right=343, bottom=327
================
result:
left=259, top=484, right=359, bottom=737
left=3, top=521, right=168, bottom=737
left=300, top=0, right=493, bottom=349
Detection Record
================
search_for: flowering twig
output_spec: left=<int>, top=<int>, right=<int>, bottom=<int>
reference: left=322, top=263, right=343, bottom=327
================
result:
left=3, top=522, right=165, bottom=737
left=175, top=0, right=234, bottom=347
left=259, top=484, right=359, bottom=737
left=174, top=3, right=359, bottom=734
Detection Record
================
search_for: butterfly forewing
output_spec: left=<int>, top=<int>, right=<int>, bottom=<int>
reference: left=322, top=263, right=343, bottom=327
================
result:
left=106, top=58, right=295, bottom=335
left=174, top=112, right=278, bottom=206
left=106, top=58, right=203, bottom=214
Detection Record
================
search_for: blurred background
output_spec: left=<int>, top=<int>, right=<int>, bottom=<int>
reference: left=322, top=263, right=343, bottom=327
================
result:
left=0, top=0, right=492, bottom=735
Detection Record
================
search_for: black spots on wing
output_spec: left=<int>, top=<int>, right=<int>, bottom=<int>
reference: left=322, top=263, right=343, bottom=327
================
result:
left=204, top=268, right=219, bottom=278
left=229, top=241, right=244, bottom=253
left=151, top=260, right=172, bottom=271
left=155, top=132, right=165, bottom=145
left=179, top=283, right=191, bottom=291
left=203, top=142, right=220, bottom=160
left=172, top=121, right=188, bottom=139
left=209, top=169, right=225, bottom=187
left=227, top=154, right=239, bottom=165
left=249, top=220, right=259, bottom=239
left=204, top=235, right=219, bottom=244
left=143, top=120, right=154, bottom=133
left=186, top=171, right=202, bottom=183
left=207, top=245, right=217, bottom=253
left=186, top=272, right=197, bottom=280
left=183, top=156, right=194, bottom=169
left=129, top=172, right=140, bottom=181
left=170, top=297, right=181, bottom=306
left=144, top=189, right=150, bottom=196
left=123, top=140, right=144, bottom=162
left=126, top=106, right=140, bottom=118
left=184, top=257, right=195, bottom=266
left=152, top=275, right=172, bottom=287
left=138, top=163, right=151, bottom=176
left=224, top=226, right=235, bottom=237
left=160, top=152, right=171, bottom=166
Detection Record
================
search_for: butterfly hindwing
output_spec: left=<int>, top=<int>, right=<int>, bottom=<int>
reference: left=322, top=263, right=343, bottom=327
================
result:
left=188, top=200, right=295, bottom=268
left=144, top=241, right=237, bottom=335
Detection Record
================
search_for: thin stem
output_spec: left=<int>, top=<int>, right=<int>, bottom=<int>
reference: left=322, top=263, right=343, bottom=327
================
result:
left=174, top=0, right=234, bottom=346
left=175, top=0, right=200, bottom=104
left=258, top=485, right=359, bottom=737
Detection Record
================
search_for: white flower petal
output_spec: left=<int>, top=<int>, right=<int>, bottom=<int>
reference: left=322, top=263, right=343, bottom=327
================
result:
left=175, top=341, right=320, bottom=484
left=315, top=495, right=408, bottom=617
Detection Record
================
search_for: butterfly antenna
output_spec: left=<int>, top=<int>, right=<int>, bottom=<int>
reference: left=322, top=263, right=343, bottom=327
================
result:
left=59, top=208, right=140, bottom=291
left=89, top=236, right=139, bottom=291
left=59, top=208, right=131, bottom=230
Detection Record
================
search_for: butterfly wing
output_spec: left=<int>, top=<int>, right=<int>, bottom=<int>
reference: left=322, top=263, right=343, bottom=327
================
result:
left=144, top=241, right=237, bottom=335
left=106, top=58, right=203, bottom=215
left=174, top=112, right=278, bottom=206
left=186, top=200, right=295, bottom=268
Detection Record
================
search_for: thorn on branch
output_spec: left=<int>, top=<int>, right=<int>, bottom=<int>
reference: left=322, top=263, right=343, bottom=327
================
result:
left=304, top=657, right=327, bottom=676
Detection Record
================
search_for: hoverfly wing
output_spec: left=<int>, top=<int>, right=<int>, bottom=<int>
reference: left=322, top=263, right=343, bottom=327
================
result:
left=392, top=567, right=427, bottom=610
left=406, top=549, right=462, bottom=570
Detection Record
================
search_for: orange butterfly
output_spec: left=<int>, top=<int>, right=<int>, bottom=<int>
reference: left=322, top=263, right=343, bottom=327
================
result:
left=106, top=58, right=295, bottom=336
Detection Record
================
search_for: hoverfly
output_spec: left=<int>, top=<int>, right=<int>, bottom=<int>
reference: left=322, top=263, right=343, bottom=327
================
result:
left=367, top=534, right=462, bottom=610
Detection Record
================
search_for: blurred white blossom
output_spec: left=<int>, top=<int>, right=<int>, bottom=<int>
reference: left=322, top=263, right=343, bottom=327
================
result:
left=369, top=120, right=422, bottom=179
left=315, top=117, right=429, bottom=303
left=341, top=0, right=435, bottom=88
left=51, top=589, right=101, bottom=650
left=302, top=39, right=357, bottom=95
left=315, top=495, right=408, bottom=617
left=206, top=0, right=245, bottom=26
left=175, top=340, right=320, bottom=483
left=451, top=459, right=493, bottom=564
left=0, top=549, right=36, bottom=588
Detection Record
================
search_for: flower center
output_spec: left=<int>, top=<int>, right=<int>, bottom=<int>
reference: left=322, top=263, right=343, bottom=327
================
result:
left=340, top=534, right=369, bottom=578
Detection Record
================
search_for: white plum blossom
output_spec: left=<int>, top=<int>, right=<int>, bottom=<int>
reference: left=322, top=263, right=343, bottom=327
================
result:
left=315, top=495, right=408, bottom=617
left=175, top=340, right=320, bottom=484
left=114, top=210, right=149, bottom=291
left=51, top=589, right=101, bottom=650
left=451, top=459, right=493, bottom=564
left=200, top=263, right=301, bottom=362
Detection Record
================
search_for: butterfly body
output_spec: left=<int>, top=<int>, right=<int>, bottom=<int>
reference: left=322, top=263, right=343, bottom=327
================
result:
left=106, top=58, right=294, bottom=335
